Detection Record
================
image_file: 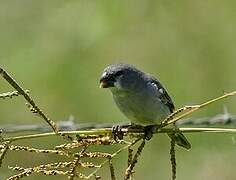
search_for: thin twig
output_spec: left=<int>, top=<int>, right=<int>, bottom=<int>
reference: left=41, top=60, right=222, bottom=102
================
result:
left=2, top=127, right=236, bottom=143
left=0, top=141, right=10, bottom=167
left=86, top=138, right=141, bottom=179
left=127, top=147, right=133, bottom=167
left=124, top=139, right=146, bottom=180
left=8, top=144, right=70, bottom=157
left=0, top=90, right=29, bottom=99
left=161, top=91, right=236, bottom=127
left=109, top=159, right=116, bottom=180
left=68, top=146, right=87, bottom=179
left=170, top=136, right=176, bottom=180
left=7, top=168, right=33, bottom=180
left=0, top=67, right=58, bottom=133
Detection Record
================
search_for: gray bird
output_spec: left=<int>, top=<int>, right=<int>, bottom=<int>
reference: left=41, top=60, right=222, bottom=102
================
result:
left=99, top=63, right=191, bottom=149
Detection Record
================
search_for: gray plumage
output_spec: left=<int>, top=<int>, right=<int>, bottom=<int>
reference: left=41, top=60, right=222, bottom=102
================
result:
left=100, top=63, right=191, bottom=149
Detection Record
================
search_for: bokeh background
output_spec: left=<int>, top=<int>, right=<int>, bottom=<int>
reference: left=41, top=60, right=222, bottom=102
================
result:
left=0, top=1, right=236, bottom=179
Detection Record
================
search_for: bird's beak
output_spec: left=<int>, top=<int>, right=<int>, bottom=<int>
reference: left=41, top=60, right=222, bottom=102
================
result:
left=99, top=78, right=114, bottom=88
left=99, top=80, right=107, bottom=88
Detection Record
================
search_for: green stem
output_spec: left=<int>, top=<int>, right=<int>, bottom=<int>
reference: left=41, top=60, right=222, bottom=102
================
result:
left=2, top=127, right=236, bottom=142
left=166, top=91, right=236, bottom=125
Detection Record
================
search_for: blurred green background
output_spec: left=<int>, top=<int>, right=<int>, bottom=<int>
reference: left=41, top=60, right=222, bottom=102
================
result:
left=0, top=0, right=236, bottom=179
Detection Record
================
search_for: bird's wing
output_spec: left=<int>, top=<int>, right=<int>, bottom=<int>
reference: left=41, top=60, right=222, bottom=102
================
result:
left=148, top=76, right=175, bottom=113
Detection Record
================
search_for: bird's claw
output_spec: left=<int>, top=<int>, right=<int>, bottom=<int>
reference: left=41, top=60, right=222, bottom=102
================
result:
left=112, top=125, right=124, bottom=141
left=143, top=125, right=159, bottom=140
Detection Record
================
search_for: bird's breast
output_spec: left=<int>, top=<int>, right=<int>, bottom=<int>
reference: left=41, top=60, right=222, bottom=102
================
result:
left=112, top=91, right=170, bottom=126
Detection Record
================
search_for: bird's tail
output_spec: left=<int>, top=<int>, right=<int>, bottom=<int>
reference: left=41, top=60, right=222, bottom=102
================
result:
left=168, top=131, right=191, bottom=150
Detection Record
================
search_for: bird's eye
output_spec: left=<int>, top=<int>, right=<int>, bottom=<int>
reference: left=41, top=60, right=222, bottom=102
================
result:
left=115, top=70, right=123, bottom=77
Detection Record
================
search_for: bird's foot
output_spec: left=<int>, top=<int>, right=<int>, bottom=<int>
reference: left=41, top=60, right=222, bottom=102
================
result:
left=112, top=125, right=124, bottom=141
left=143, top=125, right=159, bottom=140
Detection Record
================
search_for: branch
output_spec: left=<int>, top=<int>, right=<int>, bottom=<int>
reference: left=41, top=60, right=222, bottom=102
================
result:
left=2, top=127, right=236, bottom=143
left=161, top=91, right=236, bottom=127
left=0, top=68, right=58, bottom=133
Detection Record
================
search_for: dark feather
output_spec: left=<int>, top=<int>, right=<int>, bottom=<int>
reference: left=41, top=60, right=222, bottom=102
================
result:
left=149, top=77, right=175, bottom=113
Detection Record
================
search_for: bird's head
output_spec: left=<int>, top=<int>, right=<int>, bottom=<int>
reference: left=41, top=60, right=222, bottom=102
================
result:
left=99, top=64, right=143, bottom=92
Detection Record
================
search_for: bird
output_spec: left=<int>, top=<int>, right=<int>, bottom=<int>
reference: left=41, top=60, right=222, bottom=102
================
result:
left=99, top=63, right=191, bottom=149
